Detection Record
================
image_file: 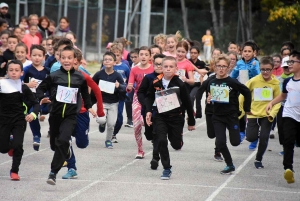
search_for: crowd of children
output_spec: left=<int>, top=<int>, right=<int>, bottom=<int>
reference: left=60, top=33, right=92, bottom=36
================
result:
left=0, top=10, right=299, bottom=185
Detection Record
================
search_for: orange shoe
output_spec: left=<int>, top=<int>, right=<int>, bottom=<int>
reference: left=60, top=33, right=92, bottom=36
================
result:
left=10, top=172, right=20, bottom=180
left=8, top=149, right=13, bottom=157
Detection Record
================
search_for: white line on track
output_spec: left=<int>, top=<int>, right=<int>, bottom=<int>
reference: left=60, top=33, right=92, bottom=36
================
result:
left=60, top=121, right=206, bottom=201
left=205, top=150, right=257, bottom=201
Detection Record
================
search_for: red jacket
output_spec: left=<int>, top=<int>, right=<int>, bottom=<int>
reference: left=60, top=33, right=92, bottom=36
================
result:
left=80, top=71, right=105, bottom=117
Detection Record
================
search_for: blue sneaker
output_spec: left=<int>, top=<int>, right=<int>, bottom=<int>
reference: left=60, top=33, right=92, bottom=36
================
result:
left=161, top=168, right=172, bottom=180
left=99, top=124, right=106, bottom=133
left=220, top=165, right=235, bottom=174
left=240, top=132, right=246, bottom=143
left=62, top=168, right=78, bottom=179
left=33, top=136, right=40, bottom=151
left=105, top=140, right=113, bottom=149
left=249, top=140, right=258, bottom=151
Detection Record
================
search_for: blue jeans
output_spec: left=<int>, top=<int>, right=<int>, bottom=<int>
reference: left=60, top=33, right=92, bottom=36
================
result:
left=29, top=104, right=49, bottom=138
left=113, top=101, right=124, bottom=135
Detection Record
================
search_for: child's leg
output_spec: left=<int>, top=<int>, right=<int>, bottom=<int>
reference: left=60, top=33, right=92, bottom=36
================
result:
left=105, top=103, right=119, bottom=141
left=255, top=117, right=272, bottom=162
left=167, top=115, right=185, bottom=150
left=195, top=86, right=202, bottom=118
left=48, top=115, right=62, bottom=151
left=66, top=146, right=77, bottom=170
left=50, top=116, right=76, bottom=174
left=283, top=117, right=298, bottom=171
left=0, top=124, right=11, bottom=154
left=226, top=114, right=240, bottom=147
left=206, top=114, right=215, bottom=139
left=75, top=111, right=90, bottom=149
left=212, top=115, right=232, bottom=166
left=132, top=93, right=143, bottom=153
left=189, top=86, right=199, bottom=109
left=277, top=106, right=284, bottom=145
left=29, top=106, right=41, bottom=138
left=125, top=91, right=134, bottom=124
left=11, top=120, right=26, bottom=174
left=155, top=115, right=170, bottom=169
left=143, top=115, right=153, bottom=141
left=113, top=101, right=124, bottom=136
left=246, top=118, right=260, bottom=142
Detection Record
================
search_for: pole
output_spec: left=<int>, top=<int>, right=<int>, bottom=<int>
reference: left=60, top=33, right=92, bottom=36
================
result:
left=163, top=0, right=168, bottom=34
left=76, top=0, right=82, bottom=41
left=58, top=0, right=63, bottom=24
left=139, top=0, right=152, bottom=46
left=64, top=0, right=68, bottom=17
left=98, top=0, right=104, bottom=62
left=16, top=0, right=20, bottom=25
left=123, top=0, right=130, bottom=38
left=41, top=0, right=45, bottom=16
left=82, top=0, right=88, bottom=58
left=114, top=0, right=119, bottom=39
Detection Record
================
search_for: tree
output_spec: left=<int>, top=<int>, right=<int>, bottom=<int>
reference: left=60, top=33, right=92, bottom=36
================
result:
left=180, top=0, right=190, bottom=38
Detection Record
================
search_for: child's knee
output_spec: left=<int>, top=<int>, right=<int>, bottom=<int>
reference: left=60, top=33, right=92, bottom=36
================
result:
left=171, top=141, right=183, bottom=150
left=76, top=139, right=89, bottom=149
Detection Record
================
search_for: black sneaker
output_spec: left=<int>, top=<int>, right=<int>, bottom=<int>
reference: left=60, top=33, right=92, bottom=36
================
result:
left=99, top=124, right=106, bottom=133
left=150, top=159, right=159, bottom=170
left=220, top=165, right=235, bottom=175
left=47, top=172, right=56, bottom=185
left=254, top=160, right=264, bottom=169
left=214, top=152, right=224, bottom=162
left=111, top=136, right=118, bottom=143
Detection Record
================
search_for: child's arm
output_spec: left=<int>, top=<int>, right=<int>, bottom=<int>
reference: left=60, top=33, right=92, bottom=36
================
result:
left=137, top=76, right=150, bottom=106
left=181, top=70, right=194, bottom=85
left=145, top=82, right=156, bottom=126
left=266, top=93, right=287, bottom=114
left=81, top=79, right=96, bottom=117
left=22, top=84, right=40, bottom=122
left=230, top=65, right=239, bottom=79
left=236, top=80, right=251, bottom=113
left=127, top=69, right=135, bottom=91
left=36, top=76, right=52, bottom=100
left=180, top=82, right=196, bottom=127
left=267, top=84, right=282, bottom=121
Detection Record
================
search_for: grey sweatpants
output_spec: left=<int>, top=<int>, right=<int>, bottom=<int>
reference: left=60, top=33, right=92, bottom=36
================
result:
left=103, top=102, right=119, bottom=141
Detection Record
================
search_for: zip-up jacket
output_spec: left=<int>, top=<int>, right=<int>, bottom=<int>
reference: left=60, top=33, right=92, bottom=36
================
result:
left=231, top=57, right=260, bottom=80
left=145, top=74, right=195, bottom=126
left=36, top=66, right=92, bottom=117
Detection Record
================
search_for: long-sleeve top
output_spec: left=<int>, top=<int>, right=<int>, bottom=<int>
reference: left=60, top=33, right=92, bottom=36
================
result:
left=231, top=57, right=260, bottom=80
left=196, top=74, right=216, bottom=115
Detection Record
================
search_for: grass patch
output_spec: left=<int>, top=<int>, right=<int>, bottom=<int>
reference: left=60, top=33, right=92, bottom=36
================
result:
left=86, top=62, right=101, bottom=75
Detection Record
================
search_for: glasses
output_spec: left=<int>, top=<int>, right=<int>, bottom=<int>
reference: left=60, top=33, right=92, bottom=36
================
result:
left=260, top=68, right=272, bottom=73
left=286, top=60, right=300, bottom=65
left=215, top=65, right=228, bottom=69
left=154, top=63, right=162, bottom=67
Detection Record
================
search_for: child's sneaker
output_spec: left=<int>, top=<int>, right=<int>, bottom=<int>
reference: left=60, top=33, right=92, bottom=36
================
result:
left=105, top=140, right=113, bottom=149
left=161, top=168, right=172, bottom=180
left=135, top=151, right=144, bottom=159
left=279, top=151, right=284, bottom=156
left=62, top=168, right=78, bottom=179
left=284, top=169, right=295, bottom=184
left=240, top=132, right=246, bottom=143
left=8, top=149, right=13, bottom=157
left=10, top=172, right=20, bottom=180
left=214, top=152, right=224, bottom=162
left=220, top=165, right=235, bottom=175
left=254, top=160, right=264, bottom=169
left=47, top=172, right=56, bottom=185
left=33, top=135, right=40, bottom=151
left=150, top=159, right=159, bottom=170
left=99, top=124, right=106, bottom=133
left=248, top=140, right=258, bottom=150
left=125, top=120, right=133, bottom=128
left=270, top=130, right=275, bottom=139
left=111, top=135, right=118, bottom=143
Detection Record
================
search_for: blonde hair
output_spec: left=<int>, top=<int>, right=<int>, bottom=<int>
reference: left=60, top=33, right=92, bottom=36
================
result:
left=110, top=42, right=123, bottom=53
left=153, top=34, right=167, bottom=44
left=166, top=31, right=183, bottom=44
left=113, top=37, right=132, bottom=47
left=162, top=56, right=177, bottom=66
left=214, top=54, right=231, bottom=66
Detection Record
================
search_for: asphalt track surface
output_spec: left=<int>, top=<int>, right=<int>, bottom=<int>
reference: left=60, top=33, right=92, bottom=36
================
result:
left=1, top=106, right=300, bottom=201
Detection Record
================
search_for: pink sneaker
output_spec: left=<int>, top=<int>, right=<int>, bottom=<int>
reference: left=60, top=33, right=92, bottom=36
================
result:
left=135, top=151, right=145, bottom=159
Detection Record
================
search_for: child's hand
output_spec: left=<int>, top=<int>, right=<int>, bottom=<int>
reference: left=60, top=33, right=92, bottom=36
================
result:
left=88, top=108, right=97, bottom=118
left=266, top=102, right=273, bottom=115
left=126, top=84, right=133, bottom=92
left=27, top=80, right=38, bottom=88
left=25, top=114, right=35, bottom=122
left=96, top=115, right=106, bottom=124
left=0, top=62, right=6, bottom=68
left=40, top=97, right=51, bottom=105
left=207, top=92, right=212, bottom=104
left=246, top=111, right=253, bottom=115
left=115, top=80, right=120, bottom=88
left=188, top=125, right=195, bottom=131
left=146, top=112, right=152, bottom=126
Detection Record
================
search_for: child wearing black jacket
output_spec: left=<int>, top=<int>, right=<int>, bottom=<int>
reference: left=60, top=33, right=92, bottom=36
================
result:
left=0, top=60, right=39, bottom=180
left=145, top=56, right=195, bottom=180
left=207, top=54, right=251, bottom=174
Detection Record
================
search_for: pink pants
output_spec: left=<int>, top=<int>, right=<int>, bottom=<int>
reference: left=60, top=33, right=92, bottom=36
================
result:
left=132, top=93, right=144, bottom=153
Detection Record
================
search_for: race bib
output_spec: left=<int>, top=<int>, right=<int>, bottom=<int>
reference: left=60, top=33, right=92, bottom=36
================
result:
left=286, top=91, right=300, bottom=107
left=56, top=85, right=78, bottom=104
left=253, top=88, right=273, bottom=101
left=210, top=85, right=229, bottom=103
left=194, top=72, right=201, bottom=82
left=176, top=69, right=186, bottom=81
left=99, top=80, right=115, bottom=94
left=155, top=87, right=181, bottom=113
left=0, top=79, right=22, bottom=93
left=239, top=70, right=249, bottom=85
left=30, top=78, right=43, bottom=93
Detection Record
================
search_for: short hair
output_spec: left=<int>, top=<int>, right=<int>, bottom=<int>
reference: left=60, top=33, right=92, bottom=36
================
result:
left=281, top=47, right=291, bottom=55
left=7, top=60, right=23, bottom=71
left=19, top=16, right=28, bottom=24
left=28, top=14, right=38, bottom=22
left=103, top=51, right=116, bottom=61
left=74, top=48, right=83, bottom=62
left=0, top=18, right=7, bottom=27
left=150, top=44, right=162, bottom=54
left=153, top=54, right=165, bottom=61
left=166, top=34, right=179, bottom=44
left=212, top=48, right=223, bottom=55
left=290, top=50, right=300, bottom=61
left=30, top=44, right=46, bottom=56
left=281, top=41, right=294, bottom=51
left=15, top=43, right=28, bottom=54
left=138, top=46, right=151, bottom=55
left=46, top=35, right=54, bottom=42
left=272, top=54, right=282, bottom=61
left=190, top=46, right=200, bottom=54
left=38, top=16, right=50, bottom=28
left=214, top=54, right=231, bottom=66
left=130, top=48, right=139, bottom=55
left=0, top=30, right=11, bottom=37
left=51, top=36, right=62, bottom=46
left=228, top=41, right=237, bottom=46
left=49, top=19, right=56, bottom=27
left=8, top=35, right=19, bottom=42
left=29, top=24, right=38, bottom=29
left=153, top=33, right=167, bottom=44
left=162, top=56, right=177, bottom=66
left=110, top=43, right=123, bottom=53
left=59, top=17, right=69, bottom=24
left=60, top=45, right=76, bottom=58
left=227, top=51, right=238, bottom=60
left=260, top=56, right=274, bottom=68
left=56, top=38, right=73, bottom=49
left=242, top=40, right=260, bottom=52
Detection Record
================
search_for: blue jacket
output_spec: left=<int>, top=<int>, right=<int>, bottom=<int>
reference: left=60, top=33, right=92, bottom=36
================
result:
left=231, top=58, right=260, bottom=80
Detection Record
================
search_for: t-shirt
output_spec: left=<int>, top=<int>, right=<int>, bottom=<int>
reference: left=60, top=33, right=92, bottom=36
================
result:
left=128, top=65, right=154, bottom=92
left=163, top=51, right=176, bottom=58
left=22, top=34, right=40, bottom=58
left=202, top=35, right=213, bottom=46
left=177, top=59, right=194, bottom=79
left=282, top=77, right=300, bottom=122
left=113, top=62, right=130, bottom=83
left=23, top=60, right=32, bottom=68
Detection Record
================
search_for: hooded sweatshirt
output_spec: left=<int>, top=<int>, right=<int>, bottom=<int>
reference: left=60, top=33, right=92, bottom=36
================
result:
left=239, top=74, right=281, bottom=121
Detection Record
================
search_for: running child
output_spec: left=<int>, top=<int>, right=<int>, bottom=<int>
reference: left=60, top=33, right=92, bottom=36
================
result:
left=266, top=50, right=300, bottom=184
left=207, top=54, right=251, bottom=174
left=145, top=56, right=195, bottom=180
left=0, top=35, right=19, bottom=77
left=15, top=43, right=32, bottom=67
left=239, top=56, right=281, bottom=169
left=36, top=46, right=96, bottom=185
left=0, top=60, right=39, bottom=180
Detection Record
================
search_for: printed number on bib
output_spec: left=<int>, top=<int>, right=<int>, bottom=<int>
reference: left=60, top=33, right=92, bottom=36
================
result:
left=176, top=69, right=186, bottom=81
left=155, top=87, right=181, bottom=113
left=253, top=88, right=273, bottom=101
left=210, top=85, right=229, bottom=103
left=56, top=85, right=78, bottom=104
